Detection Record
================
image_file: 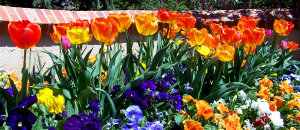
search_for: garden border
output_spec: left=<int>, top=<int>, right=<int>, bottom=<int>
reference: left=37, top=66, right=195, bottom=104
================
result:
left=0, top=5, right=299, bottom=36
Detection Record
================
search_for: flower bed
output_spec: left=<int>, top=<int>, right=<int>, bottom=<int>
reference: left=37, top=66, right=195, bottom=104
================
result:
left=0, top=8, right=300, bottom=130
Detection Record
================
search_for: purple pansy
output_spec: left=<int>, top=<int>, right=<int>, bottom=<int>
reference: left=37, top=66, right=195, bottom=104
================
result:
left=6, top=108, right=37, bottom=130
left=88, top=99, right=101, bottom=113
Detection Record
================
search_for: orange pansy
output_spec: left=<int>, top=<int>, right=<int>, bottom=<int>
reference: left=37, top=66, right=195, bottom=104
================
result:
left=257, top=86, right=269, bottom=100
left=274, top=96, right=284, bottom=107
left=217, top=102, right=229, bottom=114
left=213, top=114, right=223, bottom=123
left=280, top=80, right=293, bottom=94
left=259, top=76, right=273, bottom=88
left=184, top=120, right=204, bottom=130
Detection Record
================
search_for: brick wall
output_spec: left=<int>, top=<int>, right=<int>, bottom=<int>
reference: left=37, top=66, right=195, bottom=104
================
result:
left=0, top=5, right=299, bottom=35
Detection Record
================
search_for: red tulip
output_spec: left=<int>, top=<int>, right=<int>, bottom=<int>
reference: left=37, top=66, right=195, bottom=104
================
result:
left=8, top=20, right=41, bottom=49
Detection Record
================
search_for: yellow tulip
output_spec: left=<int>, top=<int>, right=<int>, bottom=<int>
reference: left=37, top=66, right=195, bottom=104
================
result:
left=134, top=12, right=158, bottom=36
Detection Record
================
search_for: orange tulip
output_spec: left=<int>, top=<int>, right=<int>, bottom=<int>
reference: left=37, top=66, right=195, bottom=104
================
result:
left=135, top=12, right=158, bottom=36
left=186, top=28, right=208, bottom=46
left=210, top=23, right=222, bottom=34
left=201, top=18, right=213, bottom=26
left=177, top=14, right=196, bottom=31
left=243, top=27, right=265, bottom=47
left=50, top=23, right=69, bottom=43
left=67, top=20, right=93, bottom=44
left=216, top=44, right=235, bottom=62
left=274, top=19, right=294, bottom=36
left=108, top=12, right=132, bottom=33
left=8, top=20, right=41, bottom=49
left=91, top=17, right=118, bottom=46
left=184, top=120, right=204, bottom=130
left=287, top=41, right=298, bottom=52
left=163, top=24, right=180, bottom=39
left=203, top=34, right=220, bottom=49
left=157, top=9, right=179, bottom=23
left=244, top=45, right=256, bottom=55
left=69, top=19, right=89, bottom=29
left=219, top=26, right=241, bottom=45
left=237, top=16, right=258, bottom=35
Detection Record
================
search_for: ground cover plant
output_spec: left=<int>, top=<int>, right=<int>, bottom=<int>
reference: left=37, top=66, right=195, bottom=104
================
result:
left=0, top=9, right=300, bottom=129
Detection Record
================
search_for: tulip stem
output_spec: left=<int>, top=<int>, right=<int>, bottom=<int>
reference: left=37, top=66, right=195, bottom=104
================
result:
left=28, top=49, right=32, bottom=74
left=98, top=43, right=105, bottom=90
left=118, top=33, right=120, bottom=50
left=243, top=46, right=252, bottom=71
left=271, top=34, right=279, bottom=51
left=22, top=49, right=27, bottom=74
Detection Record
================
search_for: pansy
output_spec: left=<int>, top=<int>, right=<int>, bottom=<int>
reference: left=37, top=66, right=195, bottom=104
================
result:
left=64, top=114, right=102, bottom=130
left=145, top=122, right=164, bottom=130
left=124, top=89, right=137, bottom=98
left=6, top=108, right=37, bottom=130
left=17, top=95, right=37, bottom=109
left=122, top=121, right=138, bottom=130
left=89, top=99, right=101, bottom=113
left=125, top=105, right=143, bottom=122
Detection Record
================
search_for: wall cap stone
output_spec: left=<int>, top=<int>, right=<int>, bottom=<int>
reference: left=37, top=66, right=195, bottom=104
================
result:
left=0, top=5, right=299, bottom=35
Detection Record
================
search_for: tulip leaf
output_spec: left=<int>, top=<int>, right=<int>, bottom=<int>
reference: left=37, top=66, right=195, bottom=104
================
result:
left=149, top=44, right=171, bottom=71
left=204, top=82, right=255, bottom=103
left=96, top=88, right=117, bottom=119
left=18, top=69, right=28, bottom=102
left=71, top=44, right=93, bottom=88
left=104, top=50, right=122, bottom=88
left=242, top=71, right=263, bottom=87
left=0, top=88, right=16, bottom=113
left=83, top=48, right=94, bottom=65
left=275, top=48, right=300, bottom=68
left=176, top=46, right=194, bottom=62
left=8, top=76, right=18, bottom=97
left=78, top=88, right=96, bottom=112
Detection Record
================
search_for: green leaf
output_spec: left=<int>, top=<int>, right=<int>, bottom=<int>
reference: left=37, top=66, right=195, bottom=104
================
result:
left=38, top=104, right=49, bottom=117
left=32, top=117, right=43, bottom=129
left=78, top=88, right=96, bottom=112
left=204, top=82, right=255, bottom=103
left=18, top=69, right=28, bottom=102
left=66, top=100, right=75, bottom=117
left=174, top=114, right=186, bottom=125
left=71, top=44, right=93, bottom=87
left=96, top=88, right=117, bottom=119
left=149, top=44, right=171, bottom=71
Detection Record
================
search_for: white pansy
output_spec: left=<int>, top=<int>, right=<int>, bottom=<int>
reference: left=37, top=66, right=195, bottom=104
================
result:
left=269, top=111, right=284, bottom=128
left=236, top=108, right=243, bottom=114
left=243, top=119, right=256, bottom=130
left=237, top=90, right=247, bottom=101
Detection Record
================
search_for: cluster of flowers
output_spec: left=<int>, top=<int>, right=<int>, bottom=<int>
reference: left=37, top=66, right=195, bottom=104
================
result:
left=180, top=75, right=300, bottom=129
left=112, top=105, right=164, bottom=130
left=37, top=87, right=65, bottom=114
left=123, top=69, right=181, bottom=111
left=64, top=99, right=102, bottom=129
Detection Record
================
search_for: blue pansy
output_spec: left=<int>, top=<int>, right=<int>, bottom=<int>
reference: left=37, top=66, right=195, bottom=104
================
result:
left=122, top=121, right=138, bottom=130
left=145, top=122, right=164, bottom=130
left=125, top=105, right=143, bottom=122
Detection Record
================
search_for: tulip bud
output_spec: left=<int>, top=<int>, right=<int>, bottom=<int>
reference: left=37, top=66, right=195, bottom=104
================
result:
left=279, top=40, right=287, bottom=50
left=265, top=29, right=273, bottom=37
left=61, top=35, right=71, bottom=49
